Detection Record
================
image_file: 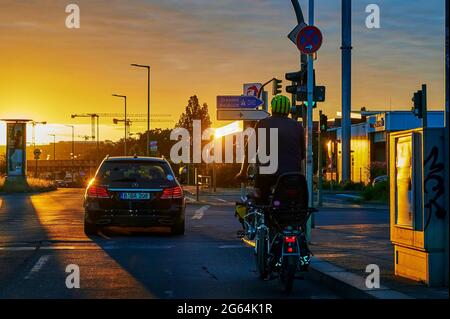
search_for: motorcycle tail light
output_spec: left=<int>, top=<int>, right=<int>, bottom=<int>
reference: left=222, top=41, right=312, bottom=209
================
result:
left=284, top=236, right=296, bottom=243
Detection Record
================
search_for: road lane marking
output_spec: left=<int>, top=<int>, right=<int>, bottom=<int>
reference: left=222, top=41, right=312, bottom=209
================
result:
left=214, top=197, right=228, bottom=203
left=192, top=205, right=210, bottom=220
left=24, top=255, right=50, bottom=280
left=40, top=246, right=76, bottom=250
left=98, top=231, right=111, bottom=240
left=218, top=245, right=246, bottom=249
left=185, top=196, right=196, bottom=202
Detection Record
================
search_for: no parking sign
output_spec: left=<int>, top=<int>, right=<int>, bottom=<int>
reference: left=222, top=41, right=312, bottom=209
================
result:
left=296, top=25, right=323, bottom=54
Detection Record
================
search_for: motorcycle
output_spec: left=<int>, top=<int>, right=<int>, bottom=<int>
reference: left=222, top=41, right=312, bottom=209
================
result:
left=236, top=172, right=313, bottom=293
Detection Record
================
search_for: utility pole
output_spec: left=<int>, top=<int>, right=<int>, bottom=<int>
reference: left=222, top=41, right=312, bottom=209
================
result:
left=96, top=115, right=100, bottom=165
left=112, top=94, right=127, bottom=156
left=317, top=110, right=323, bottom=207
left=131, top=64, right=151, bottom=156
left=341, top=0, right=352, bottom=183
left=445, top=0, right=449, bottom=287
left=65, top=125, right=75, bottom=183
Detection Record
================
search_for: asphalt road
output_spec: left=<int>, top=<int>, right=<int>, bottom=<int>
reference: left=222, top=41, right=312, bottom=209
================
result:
left=0, top=189, right=341, bottom=299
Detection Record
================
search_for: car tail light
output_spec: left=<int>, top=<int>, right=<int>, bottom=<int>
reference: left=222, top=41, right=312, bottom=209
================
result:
left=87, top=185, right=109, bottom=198
left=284, top=236, right=297, bottom=243
left=161, top=186, right=183, bottom=199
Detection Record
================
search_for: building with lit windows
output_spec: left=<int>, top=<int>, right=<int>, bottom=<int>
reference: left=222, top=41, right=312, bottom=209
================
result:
left=324, top=111, right=445, bottom=184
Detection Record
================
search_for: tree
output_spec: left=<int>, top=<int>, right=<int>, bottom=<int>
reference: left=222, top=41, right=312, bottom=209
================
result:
left=175, top=95, right=212, bottom=184
left=176, top=95, right=212, bottom=135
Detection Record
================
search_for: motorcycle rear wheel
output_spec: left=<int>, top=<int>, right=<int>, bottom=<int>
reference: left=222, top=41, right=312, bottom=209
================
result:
left=280, top=256, right=297, bottom=293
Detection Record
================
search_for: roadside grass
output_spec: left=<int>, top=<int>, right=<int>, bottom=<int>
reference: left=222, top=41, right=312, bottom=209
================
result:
left=0, top=176, right=57, bottom=193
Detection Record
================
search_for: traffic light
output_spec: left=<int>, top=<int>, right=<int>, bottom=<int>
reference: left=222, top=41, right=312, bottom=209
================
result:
left=285, top=70, right=324, bottom=103
left=272, top=78, right=283, bottom=96
left=285, top=70, right=305, bottom=95
left=285, top=70, right=307, bottom=85
left=412, top=90, right=423, bottom=119
left=320, top=113, right=328, bottom=132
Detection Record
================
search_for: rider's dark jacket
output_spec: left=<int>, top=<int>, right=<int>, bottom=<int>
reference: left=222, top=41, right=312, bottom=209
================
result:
left=254, top=114, right=305, bottom=175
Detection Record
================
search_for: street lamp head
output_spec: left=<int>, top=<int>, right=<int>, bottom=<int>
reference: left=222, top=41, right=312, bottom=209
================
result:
left=131, top=63, right=150, bottom=69
left=112, top=94, right=126, bottom=99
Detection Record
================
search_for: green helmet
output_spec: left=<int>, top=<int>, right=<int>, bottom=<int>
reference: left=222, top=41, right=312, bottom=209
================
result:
left=271, top=95, right=291, bottom=115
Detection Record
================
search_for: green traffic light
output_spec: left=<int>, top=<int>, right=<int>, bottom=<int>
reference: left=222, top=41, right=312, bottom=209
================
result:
left=304, top=101, right=316, bottom=107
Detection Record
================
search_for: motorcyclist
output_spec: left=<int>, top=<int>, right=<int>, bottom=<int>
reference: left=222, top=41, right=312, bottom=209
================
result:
left=235, top=95, right=306, bottom=205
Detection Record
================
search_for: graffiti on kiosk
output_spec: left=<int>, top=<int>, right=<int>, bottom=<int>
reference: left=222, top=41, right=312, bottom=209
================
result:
left=423, top=146, right=446, bottom=230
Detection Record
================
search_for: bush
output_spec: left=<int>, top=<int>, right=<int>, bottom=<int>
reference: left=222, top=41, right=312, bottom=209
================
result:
left=0, top=177, right=56, bottom=193
left=366, top=162, right=387, bottom=184
left=322, top=180, right=365, bottom=191
left=362, top=180, right=389, bottom=202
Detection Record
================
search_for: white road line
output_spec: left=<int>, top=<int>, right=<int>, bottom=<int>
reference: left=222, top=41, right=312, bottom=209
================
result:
left=98, top=231, right=111, bottom=240
left=40, top=246, right=76, bottom=250
left=185, top=196, right=196, bottom=202
left=24, top=255, right=50, bottom=280
left=214, top=197, right=228, bottom=203
left=192, top=205, right=210, bottom=220
left=218, top=245, right=246, bottom=249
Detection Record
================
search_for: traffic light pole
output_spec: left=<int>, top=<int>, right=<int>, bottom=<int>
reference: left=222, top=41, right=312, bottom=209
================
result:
left=318, top=110, right=323, bottom=207
left=305, top=0, right=315, bottom=238
left=422, top=84, right=428, bottom=129
left=341, top=0, right=352, bottom=183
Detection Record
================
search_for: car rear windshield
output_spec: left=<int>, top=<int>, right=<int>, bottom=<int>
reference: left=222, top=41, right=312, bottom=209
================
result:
left=97, top=161, right=174, bottom=185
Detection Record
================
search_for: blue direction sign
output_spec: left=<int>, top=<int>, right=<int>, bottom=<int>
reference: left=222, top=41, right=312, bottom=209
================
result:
left=217, top=96, right=264, bottom=109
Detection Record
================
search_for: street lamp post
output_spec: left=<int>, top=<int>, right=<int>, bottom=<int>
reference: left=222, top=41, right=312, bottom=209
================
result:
left=65, top=125, right=75, bottom=182
left=49, top=134, right=56, bottom=160
left=112, top=94, right=127, bottom=155
left=131, top=63, right=151, bottom=156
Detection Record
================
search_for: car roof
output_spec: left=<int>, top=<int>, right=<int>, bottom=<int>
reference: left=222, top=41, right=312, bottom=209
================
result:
left=104, top=156, right=167, bottom=163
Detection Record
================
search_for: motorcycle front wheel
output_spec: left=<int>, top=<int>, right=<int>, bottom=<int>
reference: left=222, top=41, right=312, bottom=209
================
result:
left=255, top=228, right=269, bottom=279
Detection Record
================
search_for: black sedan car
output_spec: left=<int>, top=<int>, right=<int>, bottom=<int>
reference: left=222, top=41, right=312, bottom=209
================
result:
left=83, top=156, right=185, bottom=235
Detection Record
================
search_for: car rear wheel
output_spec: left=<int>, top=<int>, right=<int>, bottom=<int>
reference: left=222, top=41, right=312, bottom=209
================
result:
left=171, top=219, right=185, bottom=235
left=84, top=219, right=98, bottom=235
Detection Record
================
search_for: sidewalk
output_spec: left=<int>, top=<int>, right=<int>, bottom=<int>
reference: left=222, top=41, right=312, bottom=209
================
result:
left=310, top=221, right=449, bottom=299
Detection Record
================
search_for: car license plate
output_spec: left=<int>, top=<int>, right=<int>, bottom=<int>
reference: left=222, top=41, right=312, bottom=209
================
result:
left=119, top=192, right=151, bottom=200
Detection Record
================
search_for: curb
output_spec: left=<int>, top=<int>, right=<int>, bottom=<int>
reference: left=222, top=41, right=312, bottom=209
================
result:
left=308, top=258, right=414, bottom=299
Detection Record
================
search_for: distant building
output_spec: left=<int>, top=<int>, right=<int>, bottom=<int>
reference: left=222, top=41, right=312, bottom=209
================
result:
left=325, top=111, right=445, bottom=184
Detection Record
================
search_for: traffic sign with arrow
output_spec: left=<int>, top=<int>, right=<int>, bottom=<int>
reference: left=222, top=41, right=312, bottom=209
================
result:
left=217, top=96, right=264, bottom=109
left=217, top=109, right=269, bottom=121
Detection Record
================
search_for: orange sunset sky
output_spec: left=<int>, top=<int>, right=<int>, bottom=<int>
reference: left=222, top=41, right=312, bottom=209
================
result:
left=0, top=0, right=446, bottom=144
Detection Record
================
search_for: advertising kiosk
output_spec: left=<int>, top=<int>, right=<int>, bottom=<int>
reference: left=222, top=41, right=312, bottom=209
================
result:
left=1, top=119, right=31, bottom=181
left=389, top=128, right=448, bottom=286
